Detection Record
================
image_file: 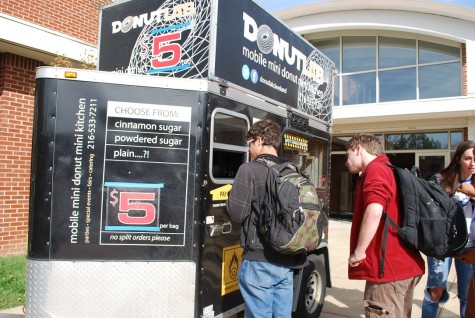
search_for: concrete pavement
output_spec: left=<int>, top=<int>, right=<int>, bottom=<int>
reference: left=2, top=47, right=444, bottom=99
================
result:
left=0, top=219, right=462, bottom=317
left=322, top=218, right=460, bottom=317
left=0, top=307, right=23, bottom=318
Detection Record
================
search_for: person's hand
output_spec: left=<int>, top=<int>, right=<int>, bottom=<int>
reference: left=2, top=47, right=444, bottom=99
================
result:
left=460, top=183, right=475, bottom=197
left=348, top=250, right=366, bottom=267
left=456, top=249, right=475, bottom=264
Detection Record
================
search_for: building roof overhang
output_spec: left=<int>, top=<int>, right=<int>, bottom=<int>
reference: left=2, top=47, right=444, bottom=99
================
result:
left=275, top=0, right=475, bottom=23
left=0, top=13, right=96, bottom=65
left=333, top=96, right=475, bottom=125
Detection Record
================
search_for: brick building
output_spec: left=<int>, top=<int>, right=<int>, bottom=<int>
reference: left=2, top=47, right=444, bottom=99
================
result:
left=0, top=0, right=109, bottom=255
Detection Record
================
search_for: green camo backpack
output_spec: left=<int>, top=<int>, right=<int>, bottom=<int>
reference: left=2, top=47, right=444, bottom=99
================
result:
left=258, top=159, right=325, bottom=255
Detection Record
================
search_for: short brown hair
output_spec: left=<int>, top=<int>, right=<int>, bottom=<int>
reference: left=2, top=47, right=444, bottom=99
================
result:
left=346, top=133, right=382, bottom=156
left=247, top=118, right=282, bottom=150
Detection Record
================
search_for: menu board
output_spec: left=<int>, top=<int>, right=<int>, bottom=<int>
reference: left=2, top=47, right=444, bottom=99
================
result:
left=100, top=101, right=191, bottom=246
left=31, top=79, right=198, bottom=260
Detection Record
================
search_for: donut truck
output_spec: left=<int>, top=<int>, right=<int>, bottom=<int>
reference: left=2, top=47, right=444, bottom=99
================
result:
left=25, top=0, right=335, bottom=317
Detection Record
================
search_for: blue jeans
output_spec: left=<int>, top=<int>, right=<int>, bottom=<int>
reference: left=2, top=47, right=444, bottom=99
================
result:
left=422, top=257, right=475, bottom=318
left=238, top=259, right=294, bottom=318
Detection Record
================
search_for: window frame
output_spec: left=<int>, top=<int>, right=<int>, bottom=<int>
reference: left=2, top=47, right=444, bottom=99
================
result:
left=209, top=108, right=250, bottom=184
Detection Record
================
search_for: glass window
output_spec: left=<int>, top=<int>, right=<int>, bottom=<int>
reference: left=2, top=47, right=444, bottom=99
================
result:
left=419, top=62, right=461, bottom=99
left=332, top=135, right=383, bottom=151
left=332, top=136, right=352, bottom=151
left=379, top=68, right=416, bottom=102
left=211, top=150, right=246, bottom=179
left=379, top=37, right=416, bottom=68
left=385, top=132, right=448, bottom=150
left=342, top=72, right=376, bottom=105
left=210, top=109, right=250, bottom=183
left=310, top=36, right=461, bottom=105
left=334, top=75, right=340, bottom=106
left=419, top=41, right=460, bottom=64
left=213, top=113, right=248, bottom=146
left=342, top=36, right=376, bottom=73
left=450, top=131, right=463, bottom=149
left=313, top=37, right=340, bottom=72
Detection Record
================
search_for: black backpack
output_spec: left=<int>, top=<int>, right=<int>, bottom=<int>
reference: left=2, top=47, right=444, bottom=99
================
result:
left=257, top=158, right=325, bottom=255
left=364, top=163, right=468, bottom=277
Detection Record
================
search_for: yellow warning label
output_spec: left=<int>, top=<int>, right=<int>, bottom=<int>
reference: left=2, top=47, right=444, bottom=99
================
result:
left=210, top=184, right=232, bottom=201
left=221, top=245, right=243, bottom=296
left=284, top=133, right=308, bottom=151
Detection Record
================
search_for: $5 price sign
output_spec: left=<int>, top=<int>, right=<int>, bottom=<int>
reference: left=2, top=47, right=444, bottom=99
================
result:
left=105, top=182, right=164, bottom=231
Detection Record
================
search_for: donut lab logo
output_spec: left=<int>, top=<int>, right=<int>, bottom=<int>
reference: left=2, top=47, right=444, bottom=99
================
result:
left=111, top=1, right=195, bottom=34
left=242, top=12, right=324, bottom=84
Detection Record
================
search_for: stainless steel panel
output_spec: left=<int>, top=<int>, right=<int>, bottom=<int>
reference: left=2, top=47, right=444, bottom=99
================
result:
left=26, top=260, right=196, bottom=318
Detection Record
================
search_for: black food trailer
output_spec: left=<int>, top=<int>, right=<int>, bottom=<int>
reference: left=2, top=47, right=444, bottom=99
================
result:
left=26, top=0, right=335, bottom=317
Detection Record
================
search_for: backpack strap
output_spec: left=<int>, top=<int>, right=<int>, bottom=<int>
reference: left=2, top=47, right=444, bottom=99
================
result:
left=379, top=211, right=401, bottom=278
left=243, top=207, right=253, bottom=253
left=380, top=213, right=390, bottom=278
left=243, top=155, right=278, bottom=252
left=255, top=153, right=283, bottom=167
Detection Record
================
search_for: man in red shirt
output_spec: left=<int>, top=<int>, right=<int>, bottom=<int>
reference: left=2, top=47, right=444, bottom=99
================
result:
left=345, top=133, right=425, bottom=317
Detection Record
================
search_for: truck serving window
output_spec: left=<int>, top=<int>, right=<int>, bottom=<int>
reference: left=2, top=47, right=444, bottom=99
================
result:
left=210, top=109, right=250, bottom=183
left=282, top=133, right=329, bottom=189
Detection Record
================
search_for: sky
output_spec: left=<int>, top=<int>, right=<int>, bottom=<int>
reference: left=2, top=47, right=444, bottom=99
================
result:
left=256, top=0, right=475, bottom=12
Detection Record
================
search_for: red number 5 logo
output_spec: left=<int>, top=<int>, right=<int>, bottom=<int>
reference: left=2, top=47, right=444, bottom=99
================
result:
left=118, top=192, right=156, bottom=225
left=151, top=32, right=182, bottom=69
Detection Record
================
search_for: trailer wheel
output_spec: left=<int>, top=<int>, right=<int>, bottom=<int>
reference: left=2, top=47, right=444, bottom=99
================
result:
left=293, top=253, right=326, bottom=318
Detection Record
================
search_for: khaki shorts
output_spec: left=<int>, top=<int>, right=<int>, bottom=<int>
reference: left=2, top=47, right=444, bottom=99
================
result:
left=363, top=275, right=422, bottom=318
